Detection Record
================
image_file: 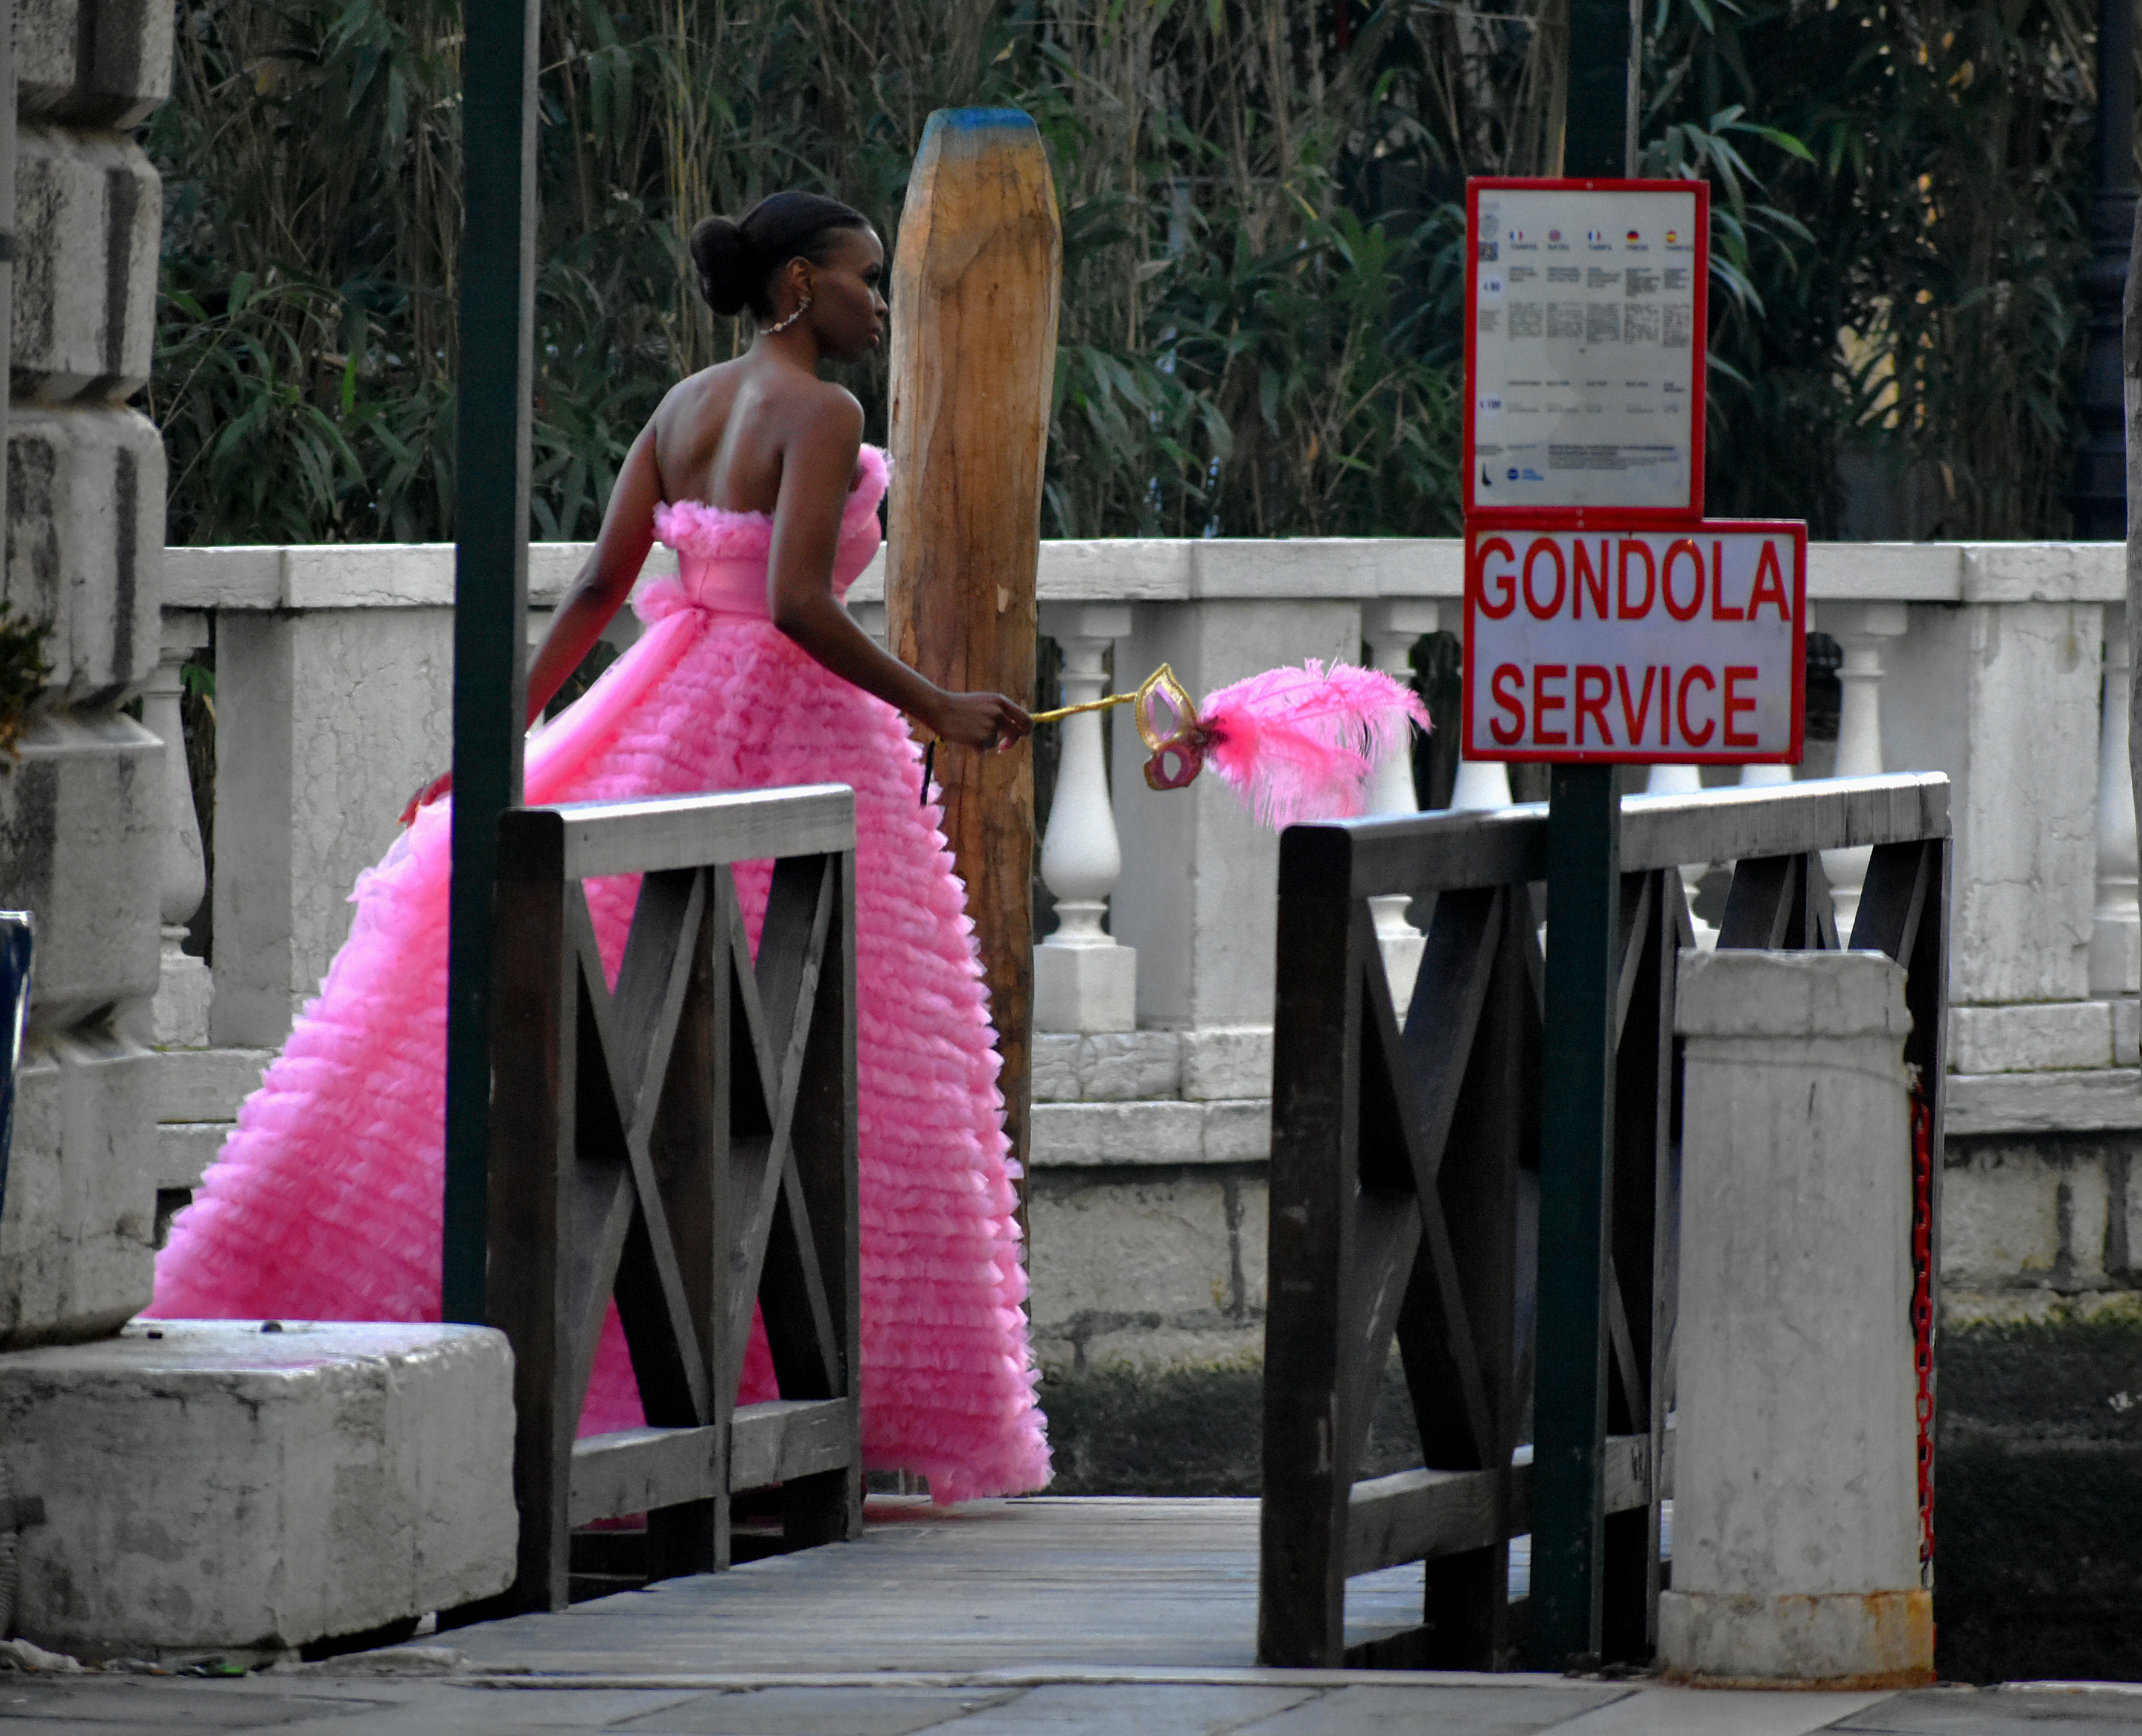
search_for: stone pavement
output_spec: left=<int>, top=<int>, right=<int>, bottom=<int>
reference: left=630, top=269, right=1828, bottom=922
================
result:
left=0, top=1671, right=2140, bottom=1735
left=0, top=1498, right=2135, bottom=1733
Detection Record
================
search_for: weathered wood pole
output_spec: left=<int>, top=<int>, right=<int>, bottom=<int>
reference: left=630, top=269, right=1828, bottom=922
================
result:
left=887, top=110, right=1063, bottom=1203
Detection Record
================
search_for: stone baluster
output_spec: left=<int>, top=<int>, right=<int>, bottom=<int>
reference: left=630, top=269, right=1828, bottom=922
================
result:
left=1444, top=615, right=1514, bottom=812
left=1816, top=603, right=1908, bottom=938
left=2091, top=604, right=2140, bottom=994
left=1362, top=601, right=1437, bottom=1014
left=1034, top=603, right=1137, bottom=1032
left=149, top=613, right=213, bottom=1048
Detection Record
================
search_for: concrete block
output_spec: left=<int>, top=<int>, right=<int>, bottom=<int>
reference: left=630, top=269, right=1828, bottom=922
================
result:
left=1940, top=1145, right=2062, bottom=1295
left=13, top=126, right=161, bottom=402
left=1031, top=1031, right=1181, bottom=1103
left=1948, top=1001, right=2114, bottom=1073
left=153, top=1122, right=226, bottom=1198
left=211, top=608, right=454, bottom=1046
left=6, top=405, right=164, bottom=702
left=2114, top=999, right=2140, bottom=1067
left=1664, top=949, right=1929, bottom=1687
left=0, top=711, right=161, bottom=1029
left=18, top=0, right=174, bottom=127
left=1031, top=1100, right=1203, bottom=1167
left=1033, top=940, right=1137, bottom=1034
left=1946, top=1068, right=2142, bottom=1136
left=0, top=1321, right=516, bottom=1658
left=0, top=1025, right=156, bottom=1348
left=155, top=1046, right=273, bottom=1123
left=1960, top=606, right=2099, bottom=1002
left=1181, top=1027, right=1271, bottom=1100
left=1201, top=1098, right=1271, bottom=1163
left=1028, top=1173, right=1238, bottom=1327
left=1031, top=1033, right=1078, bottom=1100
left=152, top=943, right=211, bottom=1049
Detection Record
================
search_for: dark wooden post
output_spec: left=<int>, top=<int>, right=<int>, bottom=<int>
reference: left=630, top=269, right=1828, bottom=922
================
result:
left=444, top=0, right=539, bottom=1324
left=1531, top=0, right=1640, bottom=1667
left=886, top=109, right=1063, bottom=1206
left=1258, top=833, right=1364, bottom=1667
left=488, top=810, right=575, bottom=1610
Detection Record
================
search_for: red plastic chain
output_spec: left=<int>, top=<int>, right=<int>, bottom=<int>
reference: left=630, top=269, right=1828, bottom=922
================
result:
left=1910, top=1087, right=1936, bottom=1566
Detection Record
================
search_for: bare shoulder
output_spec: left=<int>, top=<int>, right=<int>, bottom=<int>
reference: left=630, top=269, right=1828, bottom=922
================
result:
left=782, top=377, right=865, bottom=446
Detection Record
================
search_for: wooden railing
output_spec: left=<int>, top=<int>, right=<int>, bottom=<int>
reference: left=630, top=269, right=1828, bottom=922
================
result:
left=488, top=786, right=861, bottom=1613
left=1257, top=772, right=1950, bottom=1670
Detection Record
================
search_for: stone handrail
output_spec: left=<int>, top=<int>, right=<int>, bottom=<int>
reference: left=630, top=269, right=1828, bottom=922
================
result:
left=155, top=536, right=2136, bottom=1101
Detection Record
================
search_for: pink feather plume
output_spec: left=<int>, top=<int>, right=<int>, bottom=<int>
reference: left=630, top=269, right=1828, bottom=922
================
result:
left=1197, top=659, right=1431, bottom=830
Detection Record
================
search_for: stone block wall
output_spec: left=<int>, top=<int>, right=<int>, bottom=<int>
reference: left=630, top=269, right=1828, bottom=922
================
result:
left=0, top=4, right=171, bottom=1346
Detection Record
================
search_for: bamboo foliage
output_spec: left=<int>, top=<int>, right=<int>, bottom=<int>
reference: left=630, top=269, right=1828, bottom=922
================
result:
left=151, top=0, right=2098, bottom=548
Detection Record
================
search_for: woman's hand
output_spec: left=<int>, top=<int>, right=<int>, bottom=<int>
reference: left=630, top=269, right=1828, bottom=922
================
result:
left=929, top=691, right=1034, bottom=752
left=399, top=769, right=453, bottom=827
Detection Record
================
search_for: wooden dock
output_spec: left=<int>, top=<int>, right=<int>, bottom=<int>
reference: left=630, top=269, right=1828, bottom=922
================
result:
left=441, top=1497, right=1431, bottom=1678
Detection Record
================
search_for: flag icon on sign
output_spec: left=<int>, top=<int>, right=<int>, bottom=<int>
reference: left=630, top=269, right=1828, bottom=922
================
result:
left=1626, top=229, right=1640, bottom=243
left=1666, top=228, right=1680, bottom=245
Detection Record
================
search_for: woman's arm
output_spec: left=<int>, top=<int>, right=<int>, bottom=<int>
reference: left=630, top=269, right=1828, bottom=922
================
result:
left=524, top=419, right=664, bottom=725
left=769, top=396, right=1029, bottom=751
left=399, top=417, right=663, bottom=821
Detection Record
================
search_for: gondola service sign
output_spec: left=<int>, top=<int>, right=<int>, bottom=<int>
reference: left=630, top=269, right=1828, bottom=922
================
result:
left=1462, top=177, right=1806, bottom=766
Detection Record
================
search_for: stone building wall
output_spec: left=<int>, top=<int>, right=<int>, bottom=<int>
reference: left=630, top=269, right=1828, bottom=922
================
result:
left=0, top=0, right=171, bottom=1345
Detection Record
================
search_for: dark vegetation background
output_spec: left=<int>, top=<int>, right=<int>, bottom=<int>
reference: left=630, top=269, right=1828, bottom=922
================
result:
left=149, top=0, right=2100, bottom=549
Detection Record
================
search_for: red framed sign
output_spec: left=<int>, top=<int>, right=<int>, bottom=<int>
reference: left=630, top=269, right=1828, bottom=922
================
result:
left=1461, top=517, right=1806, bottom=765
left=1464, top=178, right=1710, bottom=524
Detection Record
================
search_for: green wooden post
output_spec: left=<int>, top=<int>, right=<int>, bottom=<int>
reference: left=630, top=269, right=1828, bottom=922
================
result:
left=1529, top=0, right=1638, bottom=1669
left=1530, top=763, right=1622, bottom=1665
left=442, top=0, right=539, bottom=1326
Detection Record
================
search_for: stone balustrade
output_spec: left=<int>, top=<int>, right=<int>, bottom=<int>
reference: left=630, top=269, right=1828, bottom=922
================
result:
left=145, top=536, right=2142, bottom=1421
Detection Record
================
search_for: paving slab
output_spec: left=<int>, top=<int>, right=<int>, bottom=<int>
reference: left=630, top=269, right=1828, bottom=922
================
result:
left=0, top=1676, right=2135, bottom=1736
left=1829, top=1686, right=2142, bottom=1732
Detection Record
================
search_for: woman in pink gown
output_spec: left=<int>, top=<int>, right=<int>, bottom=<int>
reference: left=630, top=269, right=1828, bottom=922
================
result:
left=151, top=192, right=1053, bottom=1506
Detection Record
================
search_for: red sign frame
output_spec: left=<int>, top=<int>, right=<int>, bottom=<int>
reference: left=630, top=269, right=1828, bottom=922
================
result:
left=1460, top=514, right=1807, bottom=766
left=1463, top=176, right=1711, bottom=526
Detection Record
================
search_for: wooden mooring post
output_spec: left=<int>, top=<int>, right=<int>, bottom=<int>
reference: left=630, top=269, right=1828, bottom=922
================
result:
left=886, top=109, right=1063, bottom=1203
left=484, top=786, right=863, bottom=1613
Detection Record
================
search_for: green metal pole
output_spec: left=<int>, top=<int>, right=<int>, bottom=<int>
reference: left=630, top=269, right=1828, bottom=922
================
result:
left=1529, top=0, right=1637, bottom=1670
left=443, top=0, right=537, bottom=1326
left=1530, top=763, right=1621, bottom=1666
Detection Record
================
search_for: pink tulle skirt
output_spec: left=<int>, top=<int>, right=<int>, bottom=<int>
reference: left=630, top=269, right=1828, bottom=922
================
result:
left=151, top=594, right=1051, bottom=1505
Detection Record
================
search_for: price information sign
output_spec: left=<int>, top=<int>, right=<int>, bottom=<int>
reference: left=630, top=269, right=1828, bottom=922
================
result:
left=1465, top=179, right=1709, bottom=520
left=1462, top=519, right=1806, bottom=764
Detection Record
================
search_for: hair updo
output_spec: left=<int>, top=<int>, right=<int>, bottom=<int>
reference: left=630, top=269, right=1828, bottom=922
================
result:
left=688, top=191, right=872, bottom=320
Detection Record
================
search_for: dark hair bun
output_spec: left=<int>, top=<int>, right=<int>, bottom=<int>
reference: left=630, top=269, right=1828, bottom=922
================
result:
left=689, top=216, right=752, bottom=317
left=688, top=193, right=871, bottom=321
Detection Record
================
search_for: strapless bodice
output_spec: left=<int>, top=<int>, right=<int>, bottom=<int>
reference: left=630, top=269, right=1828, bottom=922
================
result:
left=647, top=443, right=888, bottom=624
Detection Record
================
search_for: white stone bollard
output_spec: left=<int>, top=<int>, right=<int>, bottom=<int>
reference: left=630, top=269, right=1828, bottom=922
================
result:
left=1660, top=948, right=1931, bottom=1688
left=1035, top=603, right=1137, bottom=1033
left=0, top=1320, right=516, bottom=1659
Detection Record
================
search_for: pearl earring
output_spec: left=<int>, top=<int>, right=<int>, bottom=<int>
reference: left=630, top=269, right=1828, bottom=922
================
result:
left=763, top=293, right=811, bottom=335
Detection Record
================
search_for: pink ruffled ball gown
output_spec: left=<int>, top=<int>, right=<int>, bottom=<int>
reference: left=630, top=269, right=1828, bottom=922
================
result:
left=151, top=444, right=1052, bottom=1505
